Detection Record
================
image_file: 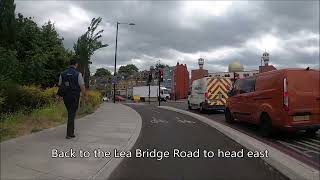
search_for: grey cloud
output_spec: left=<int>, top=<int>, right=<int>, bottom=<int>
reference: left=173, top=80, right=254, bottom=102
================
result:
left=15, top=0, right=319, bottom=74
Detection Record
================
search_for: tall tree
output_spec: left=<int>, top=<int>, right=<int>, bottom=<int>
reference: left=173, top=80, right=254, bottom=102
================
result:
left=0, top=0, right=18, bottom=82
left=155, top=63, right=166, bottom=70
left=74, top=17, right=108, bottom=88
left=1, top=8, right=71, bottom=86
left=118, top=64, right=139, bottom=78
left=0, top=0, right=16, bottom=49
left=94, top=68, right=111, bottom=77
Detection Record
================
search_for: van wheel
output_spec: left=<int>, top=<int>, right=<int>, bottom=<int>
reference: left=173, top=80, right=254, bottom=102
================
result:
left=199, top=103, right=206, bottom=113
left=188, top=101, right=192, bottom=110
left=225, top=108, right=234, bottom=123
left=259, top=114, right=273, bottom=137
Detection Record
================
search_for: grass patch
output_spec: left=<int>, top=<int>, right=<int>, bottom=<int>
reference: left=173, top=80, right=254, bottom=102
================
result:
left=0, top=98, right=101, bottom=142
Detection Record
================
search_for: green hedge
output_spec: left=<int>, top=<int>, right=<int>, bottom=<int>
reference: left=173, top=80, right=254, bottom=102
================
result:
left=0, top=80, right=104, bottom=116
left=0, top=81, right=58, bottom=114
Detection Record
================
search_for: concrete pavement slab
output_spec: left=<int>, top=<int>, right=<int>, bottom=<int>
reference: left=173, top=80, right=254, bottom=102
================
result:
left=0, top=103, right=142, bottom=180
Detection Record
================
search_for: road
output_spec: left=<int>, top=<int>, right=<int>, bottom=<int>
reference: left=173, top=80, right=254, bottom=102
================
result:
left=162, top=100, right=320, bottom=170
left=109, top=103, right=287, bottom=180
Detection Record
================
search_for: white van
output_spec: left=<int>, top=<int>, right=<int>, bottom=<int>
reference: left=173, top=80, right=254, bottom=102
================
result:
left=160, top=87, right=170, bottom=101
left=188, top=77, right=232, bottom=112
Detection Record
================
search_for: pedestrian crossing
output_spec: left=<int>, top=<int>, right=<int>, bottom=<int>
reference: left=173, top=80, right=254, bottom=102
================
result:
left=277, top=134, right=320, bottom=160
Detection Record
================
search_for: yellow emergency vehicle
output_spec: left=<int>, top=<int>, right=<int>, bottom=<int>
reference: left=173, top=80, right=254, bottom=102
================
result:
left=188, top=77, right=232, bottom=113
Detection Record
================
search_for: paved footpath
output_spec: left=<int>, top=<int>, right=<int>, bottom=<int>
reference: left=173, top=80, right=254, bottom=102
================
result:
left=0, top=103, right=142, bottom=180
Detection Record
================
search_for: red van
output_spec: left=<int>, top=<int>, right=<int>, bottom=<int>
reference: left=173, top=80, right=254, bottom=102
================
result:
left=225, top=68, right=320, bottom=137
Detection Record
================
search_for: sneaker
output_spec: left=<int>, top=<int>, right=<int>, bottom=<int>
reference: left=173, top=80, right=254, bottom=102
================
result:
left=66, top=135, right=75, bottom=139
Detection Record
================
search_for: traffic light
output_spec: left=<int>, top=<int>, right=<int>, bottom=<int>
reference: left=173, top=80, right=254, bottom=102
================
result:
left=159, top=69, right=164, bottom=82
left=148, top=72, right=152, bottom=84
left=234, top=73, right=239, bottom=79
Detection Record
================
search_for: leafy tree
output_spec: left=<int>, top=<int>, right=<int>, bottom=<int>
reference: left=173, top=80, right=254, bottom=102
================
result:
left=0, top=0, right=18, bottom=82
left=14, top=15, right=69, bottom=86
left=0, top=47, right=19, bottom=82
left=155, top=63, right=166, bottom=70
left=0, top=3, right=71, bottom=87
left=74, top=17, right=108, bottom=88
left=118, top=64, right=139, bottom=77
left=0, top=0, right=16, bottom=49
left=94, top=68, right=111, bottom=77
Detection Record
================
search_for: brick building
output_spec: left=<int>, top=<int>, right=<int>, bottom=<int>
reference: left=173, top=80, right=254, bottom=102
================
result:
left=191, top=58, right=208, bottom=83
left=191, top=69, right=208, bottom=82
left=172, top=62, right=189, bottom=100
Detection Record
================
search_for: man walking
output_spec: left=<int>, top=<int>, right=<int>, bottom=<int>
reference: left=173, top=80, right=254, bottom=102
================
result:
left=58, top=58, right=85, bottom=139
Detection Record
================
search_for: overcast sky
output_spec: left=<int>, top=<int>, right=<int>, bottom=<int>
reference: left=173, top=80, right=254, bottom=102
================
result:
left=16, top=0, right=319, bottom=74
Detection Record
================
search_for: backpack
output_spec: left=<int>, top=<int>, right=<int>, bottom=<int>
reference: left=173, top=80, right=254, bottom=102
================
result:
left=57, top=68, right=80, bottom=97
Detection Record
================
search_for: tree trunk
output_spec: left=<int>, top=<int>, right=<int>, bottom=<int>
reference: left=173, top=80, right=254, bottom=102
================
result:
left=84, top=65, right=90, bottom=89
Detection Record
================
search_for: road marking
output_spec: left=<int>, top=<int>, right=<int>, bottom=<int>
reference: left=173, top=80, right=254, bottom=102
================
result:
left=294, top=141, right=320, bottom=151
left=277, top=140, right=319, bottom=157
left=309, top=138, right=320, bottom=143
left=125, top=103, right=145, bottom=105
left=150, top=117, right=168, bottom=124
left=301, top=140, right=320, bottom=148
left=152, top=109, right=161, bottom=113
left=177, top=119, right=196, bottom=124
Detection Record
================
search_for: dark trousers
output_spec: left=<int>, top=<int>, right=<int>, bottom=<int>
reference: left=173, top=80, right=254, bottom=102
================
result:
left=63, top=95, right=79, bottom=136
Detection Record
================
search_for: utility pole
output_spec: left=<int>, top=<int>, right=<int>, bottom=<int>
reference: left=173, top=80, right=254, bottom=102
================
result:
left=113, top=22, right=135, bottom=103
left=113, top=22, right=119, bottom=103
left=148, top=71, right=152, bottom=104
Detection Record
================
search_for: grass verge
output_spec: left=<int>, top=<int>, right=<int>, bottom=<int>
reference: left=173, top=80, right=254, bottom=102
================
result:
left=0, top=99, right=100, bottom=142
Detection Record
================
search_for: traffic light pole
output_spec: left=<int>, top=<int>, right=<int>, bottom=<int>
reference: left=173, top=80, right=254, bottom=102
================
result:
left=158, top=69, right=163, bottom=106
left=158, top=77, right=160, bottom=106
left=148, top=83, right=150, bottom=104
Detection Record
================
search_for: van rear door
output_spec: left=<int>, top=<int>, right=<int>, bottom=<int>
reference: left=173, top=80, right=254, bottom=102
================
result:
left=287, top=69, right=320, bottom=117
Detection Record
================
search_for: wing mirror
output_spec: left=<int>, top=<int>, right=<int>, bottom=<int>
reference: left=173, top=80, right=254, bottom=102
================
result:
left=227, top=90, right=236, bottom=97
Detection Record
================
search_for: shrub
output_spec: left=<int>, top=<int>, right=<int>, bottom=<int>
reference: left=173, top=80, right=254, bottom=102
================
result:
left=0, top=81, right=23, bottom=113
left=0, top=93, right=6, bottom=111
left=20, top=85, right=48, bottom=111
left=42, top=86, right=59, bottom=103
left=0, top=82, right=53, bottom=114
left=85, top=90, right=102, bottom=107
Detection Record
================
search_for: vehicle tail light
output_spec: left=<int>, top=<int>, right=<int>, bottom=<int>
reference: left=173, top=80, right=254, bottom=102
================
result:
left=283, top=78, right=289, bottom=111
left=205, top=92, right=208, bottom=102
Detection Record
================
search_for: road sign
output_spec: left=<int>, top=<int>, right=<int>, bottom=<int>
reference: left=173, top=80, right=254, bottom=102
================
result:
left=112, top=78, right=118, bottom=84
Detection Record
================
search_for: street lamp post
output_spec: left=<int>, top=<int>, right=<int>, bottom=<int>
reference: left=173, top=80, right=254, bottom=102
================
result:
left=113, top=22, right=135, bottom=103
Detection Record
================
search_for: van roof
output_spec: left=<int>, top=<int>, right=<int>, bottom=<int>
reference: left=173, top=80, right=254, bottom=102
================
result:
left=255, top=68, right=319, bottom=77
left=234, top=68, right=319, bottom=80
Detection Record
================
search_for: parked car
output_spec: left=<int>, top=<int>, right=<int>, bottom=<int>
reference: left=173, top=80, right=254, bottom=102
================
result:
left=225, top=68, right=320, bottom=137
left=102, top=96, right=109, bottom=102
left=188, top=77, right=232, bottom=113
left=115, top=95, right=126, bottom=101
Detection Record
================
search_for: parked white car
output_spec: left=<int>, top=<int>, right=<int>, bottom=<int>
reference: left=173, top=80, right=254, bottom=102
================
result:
left=102, top=96, right=109, bottom=102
